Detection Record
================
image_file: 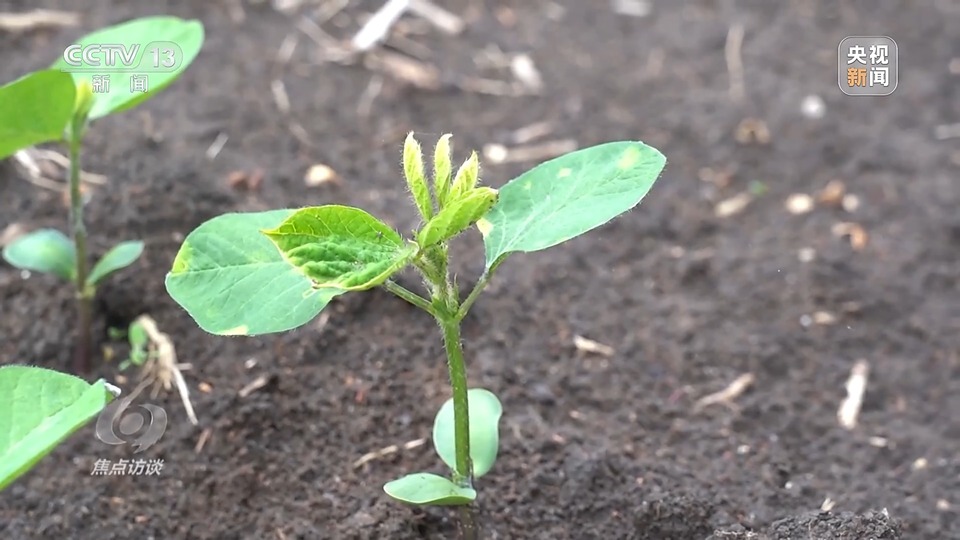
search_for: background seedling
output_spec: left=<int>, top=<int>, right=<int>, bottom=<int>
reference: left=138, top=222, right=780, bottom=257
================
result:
left=107, top=319, right=152, bottom=371
left=164, top=134, right=665, bottom=538
left=0, top=365, right=120, bottom=491
left=0, top=16, right=204, bottom=373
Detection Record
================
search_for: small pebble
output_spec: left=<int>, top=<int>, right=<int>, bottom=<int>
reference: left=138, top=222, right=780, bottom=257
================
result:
left=785, top=193, right=814, bottom=214
left=842, top=194, right=861, bottom=212
left=801, top=94, right=825, bottom=119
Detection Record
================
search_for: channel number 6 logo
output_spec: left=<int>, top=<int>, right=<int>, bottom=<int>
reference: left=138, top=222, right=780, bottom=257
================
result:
left=95, top=393, right=167, bottom=453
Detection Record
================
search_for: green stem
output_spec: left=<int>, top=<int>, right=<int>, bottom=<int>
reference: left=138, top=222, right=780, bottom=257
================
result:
left=456, top=271, right=490, bottom=322
left=438, top=315, right=472, bottom=484
left=383, top=280, right=436, bottom=316
left=412, top=243, right=482, bottom=539
left=68, top=120, right=92, bottom=374
left=438, top=313, right=480, bottom=540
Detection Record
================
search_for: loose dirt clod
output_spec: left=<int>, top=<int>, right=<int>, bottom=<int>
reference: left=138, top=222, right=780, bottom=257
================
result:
left=694, top=372, right=755, bottom=411
left=305, top=164, right=339, bottom=186
left=817, top=179, right=847, bottom=206
left=226, top=169, right=265, bottom=192
left=838, top=359, right=869, bottom=430
left=734, top=117, right=770, bottom=144
left=715, top=192, right=753, bottom=218
left=832, top=222, right=868, bottom=251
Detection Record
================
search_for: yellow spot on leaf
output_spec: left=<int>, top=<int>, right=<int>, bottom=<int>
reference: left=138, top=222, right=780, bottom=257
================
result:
left=618, top=146, right=641, bottom=170
left=476, top=218, right=493, bottom=237
left=523, top=181, right=532, bottom=190
left=169, top=243, right=193, bottom=274
left=558, top=168, right=572, bottom=178
left=220, top=325, right=249, bottom=336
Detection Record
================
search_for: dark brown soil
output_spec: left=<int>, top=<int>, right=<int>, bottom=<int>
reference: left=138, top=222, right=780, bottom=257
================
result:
left=2, top=1, right=958, bottom=539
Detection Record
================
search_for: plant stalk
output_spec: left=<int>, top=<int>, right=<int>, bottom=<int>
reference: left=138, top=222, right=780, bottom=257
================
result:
left=438, top=316, right=471, bottom=484
left=68, top=121, right=92, bottom=373
left=438, top=315, right=479, bottom=540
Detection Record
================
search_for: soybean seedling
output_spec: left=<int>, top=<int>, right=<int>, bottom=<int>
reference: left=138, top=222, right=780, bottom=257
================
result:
left=0, top=17, right=204, bottom=373
left=108, top=319, right=152, bottom=371
left=164, top=134, right=666, bottom=538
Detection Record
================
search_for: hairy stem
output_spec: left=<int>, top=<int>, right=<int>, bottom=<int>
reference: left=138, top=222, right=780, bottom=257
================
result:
left=456, top=271, right=490, bottom=322
left=68, top=121, right=92, bottom=373
left=438, top=315, right=471, bottom=484
left=438, top=311, right=480, bottom=540
left=383, top=280, right=436, bottom=316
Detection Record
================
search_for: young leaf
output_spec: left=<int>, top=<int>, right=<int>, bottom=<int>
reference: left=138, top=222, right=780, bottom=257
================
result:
left=165, top=210, right=342, bottom=336
left=87, top=240, right=144, bottom=287
left=0, top=365, right=118, bottom=491
left=416, top=187, right=498, bottom=249
left=73, top=79, right=95, bottom=121
left=479, top=141, right=666, bottom=270
left=0, top=70, right=76, bottom=160
left=433, top=134, right=453, bottom=207
left=403, top=132, right=433, bottom=220
left=128, top=321, right=149, bottom=349
left=384, top=473, right=476, bottom=506
left=1, top=229, right=77, bottom=282
left=51, top=16, right=205, bottom=120
left=433, top=388, right=503, bottom=479
left=448, top=151, right=480, bottom=202
left=262, top=205, right=416, bottom=291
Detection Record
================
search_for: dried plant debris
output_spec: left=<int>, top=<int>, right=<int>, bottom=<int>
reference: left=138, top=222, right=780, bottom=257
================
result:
left=838, top=359, right=869, bottom=430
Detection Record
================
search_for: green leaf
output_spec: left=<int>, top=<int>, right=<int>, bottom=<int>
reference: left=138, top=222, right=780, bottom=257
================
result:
left=0, top=365, right=118, bottom=491
left=383, top=473, right=476, bottom=506
left=128, top=321, right=149, bottom=349
left=433, top=388, right=503, bottom=479
left=416, top=187, right=498, bottom=249
left=52, top=16, right=205, bottom=120
left=87, top=240, right=144, bottom=287
left=433, top=134, right=453, bottom=207
left=479, top=141, right=666, bottom=270
left=165, top=210, right=342, bottom=336
left=449, top=151, right=480, bottom=202
left=0, top=69, right=76, bottom=160
left=262, top=205, right=416, bottom=291
left=2, top=229, right=76, bottom=282
left=403, top=132, right=433, bottom=220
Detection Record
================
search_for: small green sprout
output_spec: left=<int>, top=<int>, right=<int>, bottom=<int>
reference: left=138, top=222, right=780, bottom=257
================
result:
left=108, top=320, right=152, bottom=371
left=0, top=365, right=120, bottom=491
left=0, top=17, right=204, bottom=373
left=164, top=133, right=666, bottom=537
